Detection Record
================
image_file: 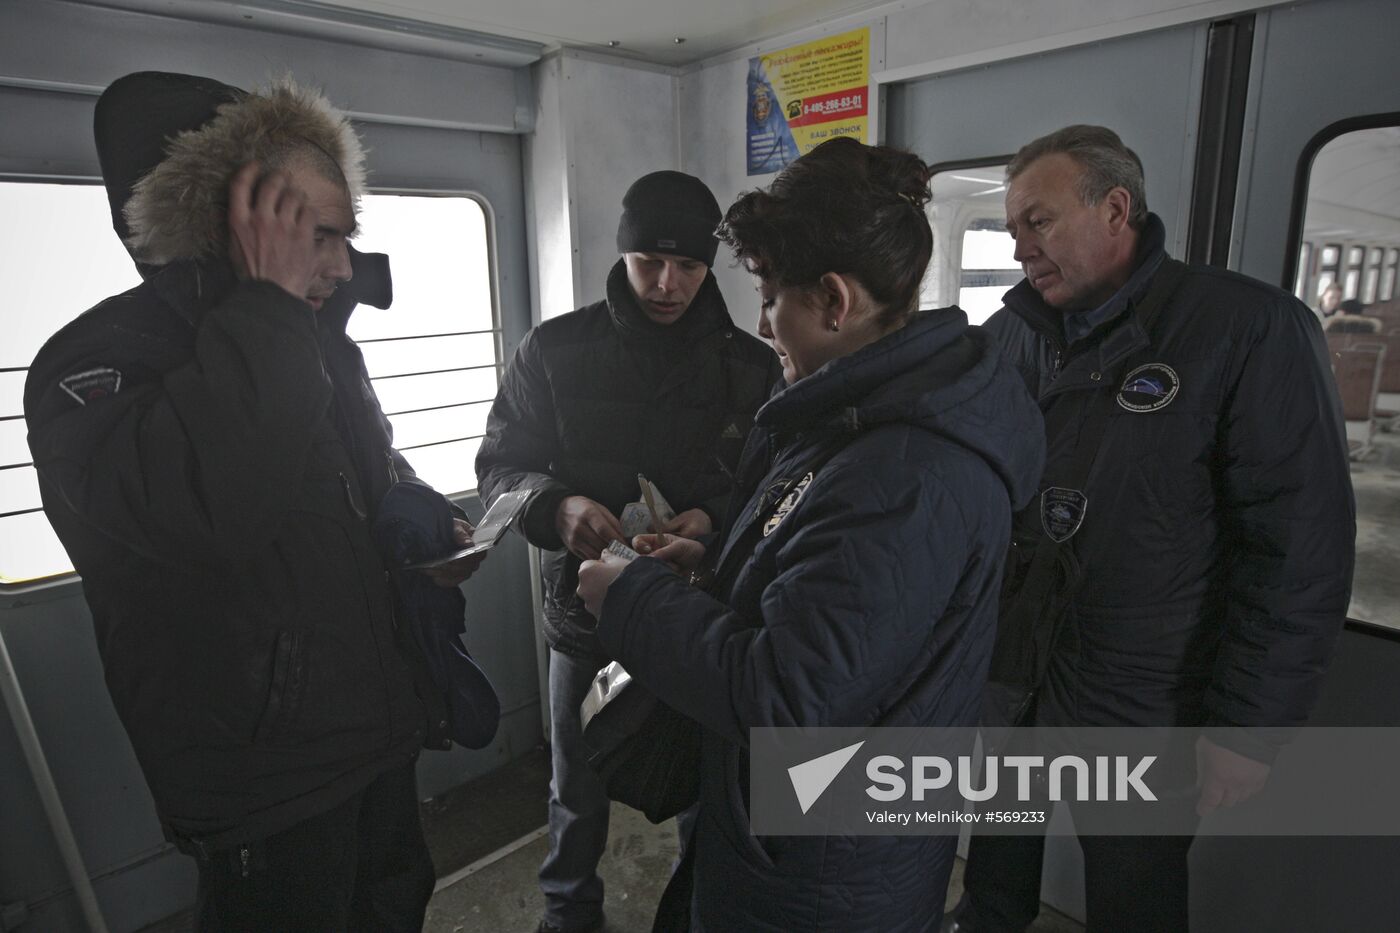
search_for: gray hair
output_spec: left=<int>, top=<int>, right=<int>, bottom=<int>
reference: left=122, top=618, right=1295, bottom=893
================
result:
left=1007, top=125, right=1148, bottom=228
left=124, top=78, right=365, bottom=266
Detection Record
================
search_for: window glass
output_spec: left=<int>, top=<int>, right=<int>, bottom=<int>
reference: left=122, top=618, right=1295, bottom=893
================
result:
left=0, top=184, right=497, bottom=585
left=0, top=182, right=138, bottom=584
left=1296, top=124, right=1400, bottom=629
left=1362, top=247, right=1383, bottom=303
left=1343, top=246, right=1365, bottom=299
left=921, top=164, right=1019, bottom=325
left=350, top=193, right=497, bottom=498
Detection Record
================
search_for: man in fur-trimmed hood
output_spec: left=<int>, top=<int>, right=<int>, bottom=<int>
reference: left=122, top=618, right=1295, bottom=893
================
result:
left=24, top=72, right=479, bottom=926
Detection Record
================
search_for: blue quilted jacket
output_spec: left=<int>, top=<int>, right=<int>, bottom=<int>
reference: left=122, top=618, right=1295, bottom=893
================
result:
left=598, top=307, right=1044, bottom=932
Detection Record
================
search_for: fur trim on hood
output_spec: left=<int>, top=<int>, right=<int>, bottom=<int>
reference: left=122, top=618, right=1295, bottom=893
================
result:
left=122, top=78, right=366, bottom=266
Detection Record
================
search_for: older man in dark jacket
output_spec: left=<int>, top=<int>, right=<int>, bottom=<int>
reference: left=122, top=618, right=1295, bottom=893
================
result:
left=946, top=126, right=1355, bottom=932
left=24, top=72, right=479, bottom=928
left=476, top=171, right=780, bottom=933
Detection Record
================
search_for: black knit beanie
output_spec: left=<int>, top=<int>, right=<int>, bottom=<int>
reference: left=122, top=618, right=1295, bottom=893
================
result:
left=616, top=170, right=721, bottom=267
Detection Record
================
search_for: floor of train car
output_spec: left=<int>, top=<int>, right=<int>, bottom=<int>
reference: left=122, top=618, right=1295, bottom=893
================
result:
left=140, top=744, right=1082, bottom=932
left=1349, top=424, right=1400, bottom=627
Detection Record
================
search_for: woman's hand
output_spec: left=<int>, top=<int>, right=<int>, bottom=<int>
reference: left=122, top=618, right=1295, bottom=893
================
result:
left=577, top=551, right=632, bottom=618
left=633, top=534, right=706, bottom=574
left=664, top=508, right=712, bottom=539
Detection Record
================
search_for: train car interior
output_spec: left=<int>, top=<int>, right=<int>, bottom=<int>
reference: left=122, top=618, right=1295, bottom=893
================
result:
left=1, top=0, right=1396, bottom=930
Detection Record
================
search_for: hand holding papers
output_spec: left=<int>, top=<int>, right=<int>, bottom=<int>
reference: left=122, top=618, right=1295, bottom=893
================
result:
left=404, top=488, right=529, bottom=570
left=620, top=474, right=677, bottom=538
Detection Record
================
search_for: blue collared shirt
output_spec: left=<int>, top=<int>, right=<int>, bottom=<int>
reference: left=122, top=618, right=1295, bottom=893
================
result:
left=1061, top=219, right=1168, bottom=347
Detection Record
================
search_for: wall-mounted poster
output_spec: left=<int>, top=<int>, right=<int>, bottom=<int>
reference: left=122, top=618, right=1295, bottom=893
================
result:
left=746, top=27, right=870, bottom=176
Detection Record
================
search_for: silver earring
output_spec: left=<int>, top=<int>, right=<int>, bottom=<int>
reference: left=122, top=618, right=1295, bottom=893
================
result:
left=829, top=321, right=840, bottom=332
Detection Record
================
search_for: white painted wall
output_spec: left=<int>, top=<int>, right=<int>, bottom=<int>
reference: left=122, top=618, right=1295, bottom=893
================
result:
left=524, top=51, right=681, bottom=322
left=524, top=56, right=576, bottom=326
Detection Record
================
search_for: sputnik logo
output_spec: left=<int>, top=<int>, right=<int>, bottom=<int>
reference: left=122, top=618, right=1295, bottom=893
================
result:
left=788, top=741, right=865, bottom=814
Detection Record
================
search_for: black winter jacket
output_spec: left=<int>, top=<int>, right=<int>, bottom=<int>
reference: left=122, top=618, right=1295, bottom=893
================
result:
left=596, top=308, right=1044, bottom=932
left=475, top=260, right=780, bottom=659
left=984, top=215, right=1355, bottom=758
left=24, top=259, right=433, bottom=852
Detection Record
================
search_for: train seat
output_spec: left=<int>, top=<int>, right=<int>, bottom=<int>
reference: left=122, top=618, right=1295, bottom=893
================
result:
left=1332, top=345, right=1386, bottom=458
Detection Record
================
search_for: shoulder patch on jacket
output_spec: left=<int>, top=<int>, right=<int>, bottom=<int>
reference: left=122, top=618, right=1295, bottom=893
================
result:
left=58, top=367, right=123, bottom=406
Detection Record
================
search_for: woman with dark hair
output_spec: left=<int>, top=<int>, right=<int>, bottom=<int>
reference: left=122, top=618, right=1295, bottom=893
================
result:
left=577, top=137, right=1045, bottom=931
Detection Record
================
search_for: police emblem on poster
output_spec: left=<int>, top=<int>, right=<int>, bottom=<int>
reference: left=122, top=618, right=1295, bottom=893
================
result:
left=764, top=472, right=814, bottom=536
left=1117, top=363, right=1179, bottom=413
left=1040, top=487, right=1088, bottom=542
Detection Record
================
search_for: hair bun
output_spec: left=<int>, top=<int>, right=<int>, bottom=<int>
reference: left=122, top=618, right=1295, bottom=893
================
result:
left=867, top=146, right=932, bottom=211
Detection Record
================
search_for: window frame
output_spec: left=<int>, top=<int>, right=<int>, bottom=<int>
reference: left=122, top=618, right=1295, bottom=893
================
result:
left=1282, top=111, right=1400, bottom=293
left=922, top=155, right=1016, bottom=317
left=1282, top=113, right=1400, bottom=633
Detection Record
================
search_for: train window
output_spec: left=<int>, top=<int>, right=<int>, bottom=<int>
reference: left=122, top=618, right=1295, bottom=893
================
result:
left=0, top=184, right=497, bottom=586
left=1, top=181, right=140, bottom=584
left=1362, top=246, right=1384, bottom=304
left=1295, top=123, right=1400, bottom=630
left=1343, top=245, right=1365, bottom=299
left=348, top=193, right=497, bottom=498
left=1317, top=243, right=1341, bottom=300
left=921, top=162, right=1018, bottom=324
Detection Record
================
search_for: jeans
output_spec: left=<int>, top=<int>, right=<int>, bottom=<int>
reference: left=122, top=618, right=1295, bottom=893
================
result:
left=539, top=648, right=611, bottom=929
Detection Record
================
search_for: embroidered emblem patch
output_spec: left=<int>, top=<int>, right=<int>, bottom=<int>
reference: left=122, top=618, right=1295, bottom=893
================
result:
left=1040, top=487, right=1088, bottom=543
left=1117, top=363, right=1179, bottom=413
left=657, top=238, right=677, bottom=249
left=764, top=472, right=814, bottom=537
left=722, top=422, right=743, bottom=440
left=59, top=367, right=122, bottom=406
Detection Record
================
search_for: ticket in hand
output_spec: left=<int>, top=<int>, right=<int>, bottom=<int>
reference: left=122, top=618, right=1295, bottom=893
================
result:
left=604, top=539, right=640, bottom=562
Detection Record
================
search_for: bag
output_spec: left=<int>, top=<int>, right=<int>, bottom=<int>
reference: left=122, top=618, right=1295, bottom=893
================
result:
left=580, top=661, right=701, bottom=824
left=373, top=482, right=501, bottom=750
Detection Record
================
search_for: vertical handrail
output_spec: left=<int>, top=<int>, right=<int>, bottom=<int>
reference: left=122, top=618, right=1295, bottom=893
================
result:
left=0, top=625, right=110, bottom=933
left=528, top=543, right=551, bottom=739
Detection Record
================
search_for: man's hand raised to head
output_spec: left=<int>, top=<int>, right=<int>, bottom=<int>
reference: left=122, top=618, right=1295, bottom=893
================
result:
left=226, top=161, right=321, bottom=304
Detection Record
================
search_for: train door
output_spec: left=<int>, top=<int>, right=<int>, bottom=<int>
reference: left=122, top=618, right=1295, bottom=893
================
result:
left=1196, top=1, right=1400, bottom=928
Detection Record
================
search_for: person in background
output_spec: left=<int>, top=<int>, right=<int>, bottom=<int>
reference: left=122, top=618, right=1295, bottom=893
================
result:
left=576, top=137, right=1045, bottom=932
left=476, top=171, right=779, bottom=933
left=1317, top=280, right=1344, bottom=319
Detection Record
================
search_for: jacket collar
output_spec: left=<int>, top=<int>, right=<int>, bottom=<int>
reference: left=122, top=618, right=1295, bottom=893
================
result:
left=756, top=307, right=969, bottom=435
left=604, top=258, right=733, bottom=344
left=150, top=256, right=357, bottom=339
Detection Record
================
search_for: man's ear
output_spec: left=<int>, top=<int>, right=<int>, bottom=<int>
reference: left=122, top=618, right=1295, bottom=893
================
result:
left=1103, top=186, right=1133, bottom=235
left=817, top=271, right=857, bottom=328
